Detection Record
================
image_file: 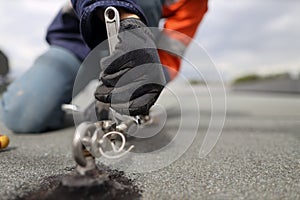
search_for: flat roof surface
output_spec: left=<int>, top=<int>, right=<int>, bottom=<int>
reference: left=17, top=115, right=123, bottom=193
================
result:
left=1, top=83, right=299, bottom=199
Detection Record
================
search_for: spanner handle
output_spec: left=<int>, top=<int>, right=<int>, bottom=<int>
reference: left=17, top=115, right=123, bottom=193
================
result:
left=104, top=7, right=120, bottom=54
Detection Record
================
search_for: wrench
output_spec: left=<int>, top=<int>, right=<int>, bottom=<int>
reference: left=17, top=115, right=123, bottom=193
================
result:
left=104, top=6, right=120, bottom=54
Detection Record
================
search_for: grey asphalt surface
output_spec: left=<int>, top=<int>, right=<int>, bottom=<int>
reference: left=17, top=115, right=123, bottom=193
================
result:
left=0, top=82, right=299, bottom=200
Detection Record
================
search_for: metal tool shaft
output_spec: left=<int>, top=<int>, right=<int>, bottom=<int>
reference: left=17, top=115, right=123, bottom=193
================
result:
left=104, top=7, right=120, bottom=54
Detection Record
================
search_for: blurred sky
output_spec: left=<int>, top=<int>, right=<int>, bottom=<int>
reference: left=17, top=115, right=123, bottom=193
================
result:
left=0, top=0, right=299, bottom=81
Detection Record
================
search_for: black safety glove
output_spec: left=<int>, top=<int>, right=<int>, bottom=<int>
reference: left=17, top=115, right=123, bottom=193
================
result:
left=94, top=18, right=166, bottom=116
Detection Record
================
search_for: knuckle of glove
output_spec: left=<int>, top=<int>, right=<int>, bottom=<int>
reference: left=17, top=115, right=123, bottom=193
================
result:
left=94, top=83, right=112, bottom=103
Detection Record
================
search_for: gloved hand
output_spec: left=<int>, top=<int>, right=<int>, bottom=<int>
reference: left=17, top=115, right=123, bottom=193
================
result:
left=94, top=18, right=166, bottom=116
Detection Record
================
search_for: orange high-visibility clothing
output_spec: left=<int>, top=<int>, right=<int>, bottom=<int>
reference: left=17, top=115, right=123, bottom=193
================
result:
left=158, top=0, right=208, bottom=79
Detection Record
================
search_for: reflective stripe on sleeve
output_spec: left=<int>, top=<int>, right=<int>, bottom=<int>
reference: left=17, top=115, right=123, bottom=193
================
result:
left=156, top=31, right=187, bottom=57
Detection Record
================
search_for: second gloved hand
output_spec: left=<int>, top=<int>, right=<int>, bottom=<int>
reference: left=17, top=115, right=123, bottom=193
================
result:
left=94, top=18, right=166, bottom=116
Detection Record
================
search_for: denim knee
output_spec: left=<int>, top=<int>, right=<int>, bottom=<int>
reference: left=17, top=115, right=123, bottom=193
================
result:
left=0, top=104, right=48, bottom=133
left=0, top=46, right=81, bottom=133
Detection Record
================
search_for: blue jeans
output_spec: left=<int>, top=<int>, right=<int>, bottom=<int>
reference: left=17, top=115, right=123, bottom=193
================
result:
left=0, top=46, right=81, bottom=132
left=0, top=0, right=166, bottom=133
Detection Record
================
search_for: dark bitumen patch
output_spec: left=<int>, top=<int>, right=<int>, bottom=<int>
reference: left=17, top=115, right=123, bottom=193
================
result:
left=16, top=165, right=141, bottom=200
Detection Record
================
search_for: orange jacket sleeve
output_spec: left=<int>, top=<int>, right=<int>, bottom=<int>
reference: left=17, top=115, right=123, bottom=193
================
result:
left=158, top=0, right=208, bottom=79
